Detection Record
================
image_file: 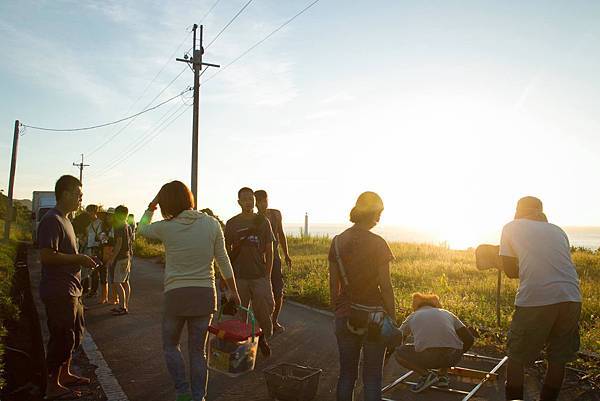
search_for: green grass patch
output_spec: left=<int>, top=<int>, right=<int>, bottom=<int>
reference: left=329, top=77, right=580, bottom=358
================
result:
left=133, top=234, right=599, bottom=356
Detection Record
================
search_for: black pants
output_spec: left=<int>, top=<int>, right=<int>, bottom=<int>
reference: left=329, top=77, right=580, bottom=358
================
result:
left=43, top=296, right=85, bottom=376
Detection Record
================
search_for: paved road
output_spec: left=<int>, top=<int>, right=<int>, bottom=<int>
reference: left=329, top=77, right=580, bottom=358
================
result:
left=83, top=257, right=341, bottom=401
left=29, top=253, right=594, bottom=400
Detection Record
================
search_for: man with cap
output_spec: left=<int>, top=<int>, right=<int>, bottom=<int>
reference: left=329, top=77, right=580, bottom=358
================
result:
left=499, top=196, right=581, bottom=401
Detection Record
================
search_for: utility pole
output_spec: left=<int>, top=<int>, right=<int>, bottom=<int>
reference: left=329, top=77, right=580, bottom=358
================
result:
left=3, top=120, right=20, bottom=241
left=176, top=24, right=220, bottom=207
left=73, top=154, right=90, bottom=184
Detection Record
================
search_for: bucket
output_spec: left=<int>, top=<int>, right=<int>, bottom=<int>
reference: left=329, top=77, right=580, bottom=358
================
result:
left=208, top=306, right=261, bottom=377
left=263, top=363, right=322, bottom=401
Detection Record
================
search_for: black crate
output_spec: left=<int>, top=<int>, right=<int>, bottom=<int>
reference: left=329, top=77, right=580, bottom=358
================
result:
left=263, top=363, right=322, bottom=401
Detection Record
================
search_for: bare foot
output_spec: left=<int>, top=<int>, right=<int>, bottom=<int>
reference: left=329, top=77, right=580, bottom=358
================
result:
left=60, top=373, right=90, bottom=387
left=273, top=322, right=285, bottom=333
left=45, top=383, right=82, bottom=399
left=98, top=299, right=108, bottom=305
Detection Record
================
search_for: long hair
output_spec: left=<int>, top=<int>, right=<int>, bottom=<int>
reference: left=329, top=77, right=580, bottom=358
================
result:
left=157, top=181, right=195, bottom=220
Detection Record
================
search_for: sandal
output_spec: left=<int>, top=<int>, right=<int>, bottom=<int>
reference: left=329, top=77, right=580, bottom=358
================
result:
left=112, top=308, right=128, bottom=316
left=44, top=389, right=82, bottom=400
left=110, top=307, right=123, bottom=313
left=63, top=376, right=90, bottom=387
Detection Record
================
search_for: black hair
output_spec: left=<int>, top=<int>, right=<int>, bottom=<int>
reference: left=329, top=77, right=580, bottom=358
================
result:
left=238, top=187, right=254, bottom=199
left=55, top=175, right=81, bottom=202
left=254, top=189, right=268, bottom=201
left=115, top=205, right=129, bottom=218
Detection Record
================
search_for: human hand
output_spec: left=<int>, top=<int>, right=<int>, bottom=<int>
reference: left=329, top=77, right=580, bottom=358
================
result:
left=148, top=193, right=160, bottom=210
left=285, top=255, right=292, bottom=269
left=78, top=254, right=98, bottom=269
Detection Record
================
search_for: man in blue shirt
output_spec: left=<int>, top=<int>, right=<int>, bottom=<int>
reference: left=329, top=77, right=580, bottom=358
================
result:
left=38, top=175, right=97, bottom=400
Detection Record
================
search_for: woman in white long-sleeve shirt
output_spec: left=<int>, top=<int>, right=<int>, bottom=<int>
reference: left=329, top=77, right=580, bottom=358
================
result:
left=138, top=181, right=240, bottom=401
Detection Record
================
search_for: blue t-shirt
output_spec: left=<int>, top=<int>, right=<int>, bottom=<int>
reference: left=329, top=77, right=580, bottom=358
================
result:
left=38, top=208, right=82, bottom=300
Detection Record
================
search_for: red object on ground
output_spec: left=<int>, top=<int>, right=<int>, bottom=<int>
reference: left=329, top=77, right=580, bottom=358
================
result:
left=209, top=319, right=263, bottom=342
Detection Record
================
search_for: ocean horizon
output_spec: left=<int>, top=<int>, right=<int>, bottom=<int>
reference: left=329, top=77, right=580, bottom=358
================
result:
left=284, top=224, right=600, bottom=250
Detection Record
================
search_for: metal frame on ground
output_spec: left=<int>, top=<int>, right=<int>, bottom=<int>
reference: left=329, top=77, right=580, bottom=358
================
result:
left=382, top=353, right=508, bottom=401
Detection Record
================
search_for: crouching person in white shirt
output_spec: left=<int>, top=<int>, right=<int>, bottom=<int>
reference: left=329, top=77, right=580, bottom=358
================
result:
left=500, top=196, right=582, bottom=401
left=394, top=293, right=474, bottom=393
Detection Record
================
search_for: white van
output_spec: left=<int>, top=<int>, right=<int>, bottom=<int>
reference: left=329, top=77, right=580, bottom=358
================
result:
left=32, top=191, right=56, bottom=243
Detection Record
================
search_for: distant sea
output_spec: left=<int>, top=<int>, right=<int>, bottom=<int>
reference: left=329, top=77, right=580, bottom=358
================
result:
left=284, top=224, right=600, bottom=250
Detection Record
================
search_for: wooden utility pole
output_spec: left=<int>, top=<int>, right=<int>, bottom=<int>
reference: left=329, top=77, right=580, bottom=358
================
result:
left=176, top=24, right=220, bottom=207
left=73, top=154, right=90, bottom=184
left=3, top=120, right=20, bottom=241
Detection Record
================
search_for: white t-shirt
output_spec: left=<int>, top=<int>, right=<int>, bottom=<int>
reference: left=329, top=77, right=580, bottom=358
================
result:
left=499, top=219, right=581, bottom=307
left=399, top=306, right=465, bottom=352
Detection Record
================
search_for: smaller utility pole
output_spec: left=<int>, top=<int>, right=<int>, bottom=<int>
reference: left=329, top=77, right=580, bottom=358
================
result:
left=3, top=120, right=20, bottom=241
left=73, top=154, right=90, bottom=184
left=176, top=24, right=220, bottom=207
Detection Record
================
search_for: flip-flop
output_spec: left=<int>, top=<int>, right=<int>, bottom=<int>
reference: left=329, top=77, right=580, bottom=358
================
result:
left=44, top=389, right=82, bottom=400
left=63, top=377, right=90, bottom=387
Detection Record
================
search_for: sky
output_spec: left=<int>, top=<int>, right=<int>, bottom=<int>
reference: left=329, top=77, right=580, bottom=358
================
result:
left=1, top=0, right=600, bottom=248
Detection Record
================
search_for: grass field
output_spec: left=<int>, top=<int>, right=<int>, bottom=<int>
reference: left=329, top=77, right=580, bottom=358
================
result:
left=134, top=235, right=600, bottom=358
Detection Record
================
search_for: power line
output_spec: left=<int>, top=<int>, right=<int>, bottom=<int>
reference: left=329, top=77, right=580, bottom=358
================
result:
left=85, top=68, right=188, bottom=158
left=204, top=0, right=322, bottom=84
left=21, top=87, right=191, bottom=133
left=205, top=0, right=254, bottom=49
left=99, top=99, right=183, bottom=167
left=127, top=29, right=192, bottom=113
left=92, top=104, right=191, bottom=180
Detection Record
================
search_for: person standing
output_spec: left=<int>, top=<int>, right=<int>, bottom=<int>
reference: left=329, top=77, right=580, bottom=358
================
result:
left=85, top=206, right=103, bottom=298
left=138, top=181, right=240, bottom=401
left=329, top=191, right=396, bottom=401
left=254, top=190, right=292, bottom=333
left=72, top=206, right=93, bottom=296
left=107, top=205, right=131, bottom=316
left=224, top=187, right=275, bottom=356
left=500, top=196, right=582, bottom=401
left=38, top=175, right=96, bottom=400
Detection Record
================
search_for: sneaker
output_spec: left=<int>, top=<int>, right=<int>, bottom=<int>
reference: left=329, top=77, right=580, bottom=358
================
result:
left=258, top=337, right=271, bottom=357
left=175, top=394, right=192, bottom=401
left=410, top=371, right=439, bottom=393
left=436, top=375, right=449, bottom=388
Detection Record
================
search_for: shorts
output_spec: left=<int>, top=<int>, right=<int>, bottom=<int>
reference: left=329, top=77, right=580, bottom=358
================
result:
left=508, top=301, right=581, bottom=364
left=112, top=258, right=131, bottom=283
left=43, top=296, right=85, bottom=375
left=270, top=256, right=284, bottom=298
left=395, top=344, right=463, bottom=369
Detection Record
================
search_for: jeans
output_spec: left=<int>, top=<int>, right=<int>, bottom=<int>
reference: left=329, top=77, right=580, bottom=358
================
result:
left=162, top=315, right=212, bottom=401
left=335, top=317, right=386, bottom=401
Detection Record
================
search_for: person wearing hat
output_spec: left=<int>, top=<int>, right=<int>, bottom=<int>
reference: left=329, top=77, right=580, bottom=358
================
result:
left=328, top=191, right=395, bottom=401
left=499, top=196, right=581, bottom=401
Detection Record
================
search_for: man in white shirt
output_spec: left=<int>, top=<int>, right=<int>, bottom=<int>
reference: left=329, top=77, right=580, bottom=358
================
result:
left=395, top=293, right=474, bottom=393
left=499, top=196, right=582, bottom=401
